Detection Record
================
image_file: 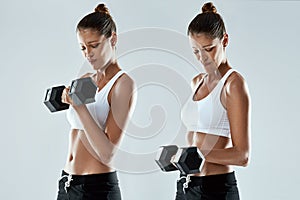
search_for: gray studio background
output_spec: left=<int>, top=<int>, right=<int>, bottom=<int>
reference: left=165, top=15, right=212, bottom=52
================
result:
left=1, top=0, right=299, bottom=199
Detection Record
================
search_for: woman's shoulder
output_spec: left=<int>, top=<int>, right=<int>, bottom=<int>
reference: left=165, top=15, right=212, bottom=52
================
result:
left=113, top=70, right=135, bottom=91
left=117, top=70, right=134, bottom=84
left=225, top=69, right=249, bottom=95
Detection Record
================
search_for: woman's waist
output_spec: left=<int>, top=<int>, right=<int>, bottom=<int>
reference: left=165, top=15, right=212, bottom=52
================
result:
left=59, top=170, right=119, bottom=185
left=178, top=171, right=237, bottom=187
left=67, top=129, right=114, bottom=174
left=64, top=150, right=114, bottom=175
left=191, top=162, right=232, bottom=177
left=64, top=159, right=114, bottom=175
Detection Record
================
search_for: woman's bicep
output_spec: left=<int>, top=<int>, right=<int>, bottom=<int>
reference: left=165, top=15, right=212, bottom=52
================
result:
left=226, top=78, right=251, bottom=153
left=104, top=110, right=125, bottom=145
left=105, top=75, right=136, bottom=145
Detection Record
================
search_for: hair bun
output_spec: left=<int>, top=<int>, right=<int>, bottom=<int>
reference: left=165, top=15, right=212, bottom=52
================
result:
left=94, top=3, right=110, bottom=15
left=202, top=2, right=217, bottom=13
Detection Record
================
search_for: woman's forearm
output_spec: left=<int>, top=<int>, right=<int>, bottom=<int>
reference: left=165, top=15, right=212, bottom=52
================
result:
left=201, top=146, right=249, bottom=167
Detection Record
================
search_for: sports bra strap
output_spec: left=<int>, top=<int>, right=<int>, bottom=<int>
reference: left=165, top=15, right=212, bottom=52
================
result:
left=220, top=69, right=236, bottom=84
left=98, top=70, right=125, bottom=93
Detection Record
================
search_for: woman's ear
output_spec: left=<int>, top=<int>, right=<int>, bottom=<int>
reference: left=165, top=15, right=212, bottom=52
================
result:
left=111, top=32, right=117, bottom=47
left=222, top=33, right=228, bottom=48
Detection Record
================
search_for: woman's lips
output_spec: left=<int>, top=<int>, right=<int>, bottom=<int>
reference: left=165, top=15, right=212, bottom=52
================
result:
left=88, top=59, right=96, bottom=64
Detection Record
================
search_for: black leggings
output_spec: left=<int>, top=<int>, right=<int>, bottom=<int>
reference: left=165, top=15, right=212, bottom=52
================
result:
left=175, top=172, right=240, bottom=200
left=56, top=170, right=121, bottom=200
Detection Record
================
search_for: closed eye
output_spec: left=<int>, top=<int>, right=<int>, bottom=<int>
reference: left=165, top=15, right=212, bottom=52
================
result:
left=91, top=43, right=100, bottom=48
left=204, top=47, right=214, bottom=52
left=193, top=49, right=199, bottom=55
left=80, top=43, right=101, bottom=51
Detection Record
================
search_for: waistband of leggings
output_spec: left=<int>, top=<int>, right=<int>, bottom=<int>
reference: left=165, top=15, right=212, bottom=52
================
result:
left=60, top=170, right=119, bottom=185
left=179, top=171, right=237, bottom=185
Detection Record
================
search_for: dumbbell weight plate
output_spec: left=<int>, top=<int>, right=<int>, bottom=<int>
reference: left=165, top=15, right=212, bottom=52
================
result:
left=173, top=147, right=204, bottom=175
left=69, top=77, right=97, bottom=105
left=44, top=85, right=70, bottom=112
left=155, top=145, right=179, bottom=172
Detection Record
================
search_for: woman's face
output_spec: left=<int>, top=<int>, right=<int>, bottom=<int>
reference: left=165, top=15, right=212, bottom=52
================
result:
left=77, top=28, right=116, bottom=71
left=189, top=33, right=228, bottom=71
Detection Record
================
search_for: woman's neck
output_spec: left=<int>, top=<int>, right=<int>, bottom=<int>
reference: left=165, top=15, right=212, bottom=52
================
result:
left=96, top=61, right=120, bottom=82
left=218, top=60, right=231, bottom=76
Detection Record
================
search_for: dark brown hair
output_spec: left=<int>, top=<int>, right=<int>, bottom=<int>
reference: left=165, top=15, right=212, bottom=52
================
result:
left=187, top=2, right=226, bottom=39
left=77, top=4, right=116, bottom=38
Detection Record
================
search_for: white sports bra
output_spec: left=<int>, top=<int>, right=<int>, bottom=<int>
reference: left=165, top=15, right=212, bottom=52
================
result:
left=181, top=69, right=236, bottom=138
left=66, top=70, right=125, bottom=130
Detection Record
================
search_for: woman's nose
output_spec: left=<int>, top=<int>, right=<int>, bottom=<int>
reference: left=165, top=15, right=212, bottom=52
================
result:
left=199, top=50, right=208, bottom=63
left=85, top=47, right=94, bottom=58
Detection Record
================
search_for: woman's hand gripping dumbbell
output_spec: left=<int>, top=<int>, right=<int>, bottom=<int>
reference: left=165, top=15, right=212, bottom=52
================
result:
left=44, top=77, right=97, bottom=112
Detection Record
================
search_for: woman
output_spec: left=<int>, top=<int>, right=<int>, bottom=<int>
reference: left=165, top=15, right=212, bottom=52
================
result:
left=57, top=4, right=135, bottom=200
left=178, top=2, right=251, bottom=200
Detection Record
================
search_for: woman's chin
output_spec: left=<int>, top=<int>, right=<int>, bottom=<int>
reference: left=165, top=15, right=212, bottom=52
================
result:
left=92, top=65, right=98, bottom=70
left=90, top=63, right=100, bottom=71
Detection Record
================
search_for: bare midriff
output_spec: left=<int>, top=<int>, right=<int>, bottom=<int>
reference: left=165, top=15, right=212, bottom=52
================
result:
left=192, top=132, right=232, bottom=177
left=63, top=129, right=114, bottom=175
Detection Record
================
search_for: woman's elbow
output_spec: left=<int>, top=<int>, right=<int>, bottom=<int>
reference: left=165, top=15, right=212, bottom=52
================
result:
left=238, top=151, right=250, bottom=167
left=99, top=152, right=114, bottom=165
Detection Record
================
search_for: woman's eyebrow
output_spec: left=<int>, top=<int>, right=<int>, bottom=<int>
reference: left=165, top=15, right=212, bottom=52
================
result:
left=202, top=44, right=214, bottom=48
left=79, top=40, right=101, bottom=45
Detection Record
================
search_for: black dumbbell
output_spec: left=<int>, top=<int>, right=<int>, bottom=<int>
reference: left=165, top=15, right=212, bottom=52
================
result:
left=155, top=145, right=179, bottom=172
left=44, top=85, right=70, bottom=112
left=172, top=147, right=204, bottom=175
left=155, top=145, right=204, bottom=175
left=44, top=77, right=97, bottom=112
